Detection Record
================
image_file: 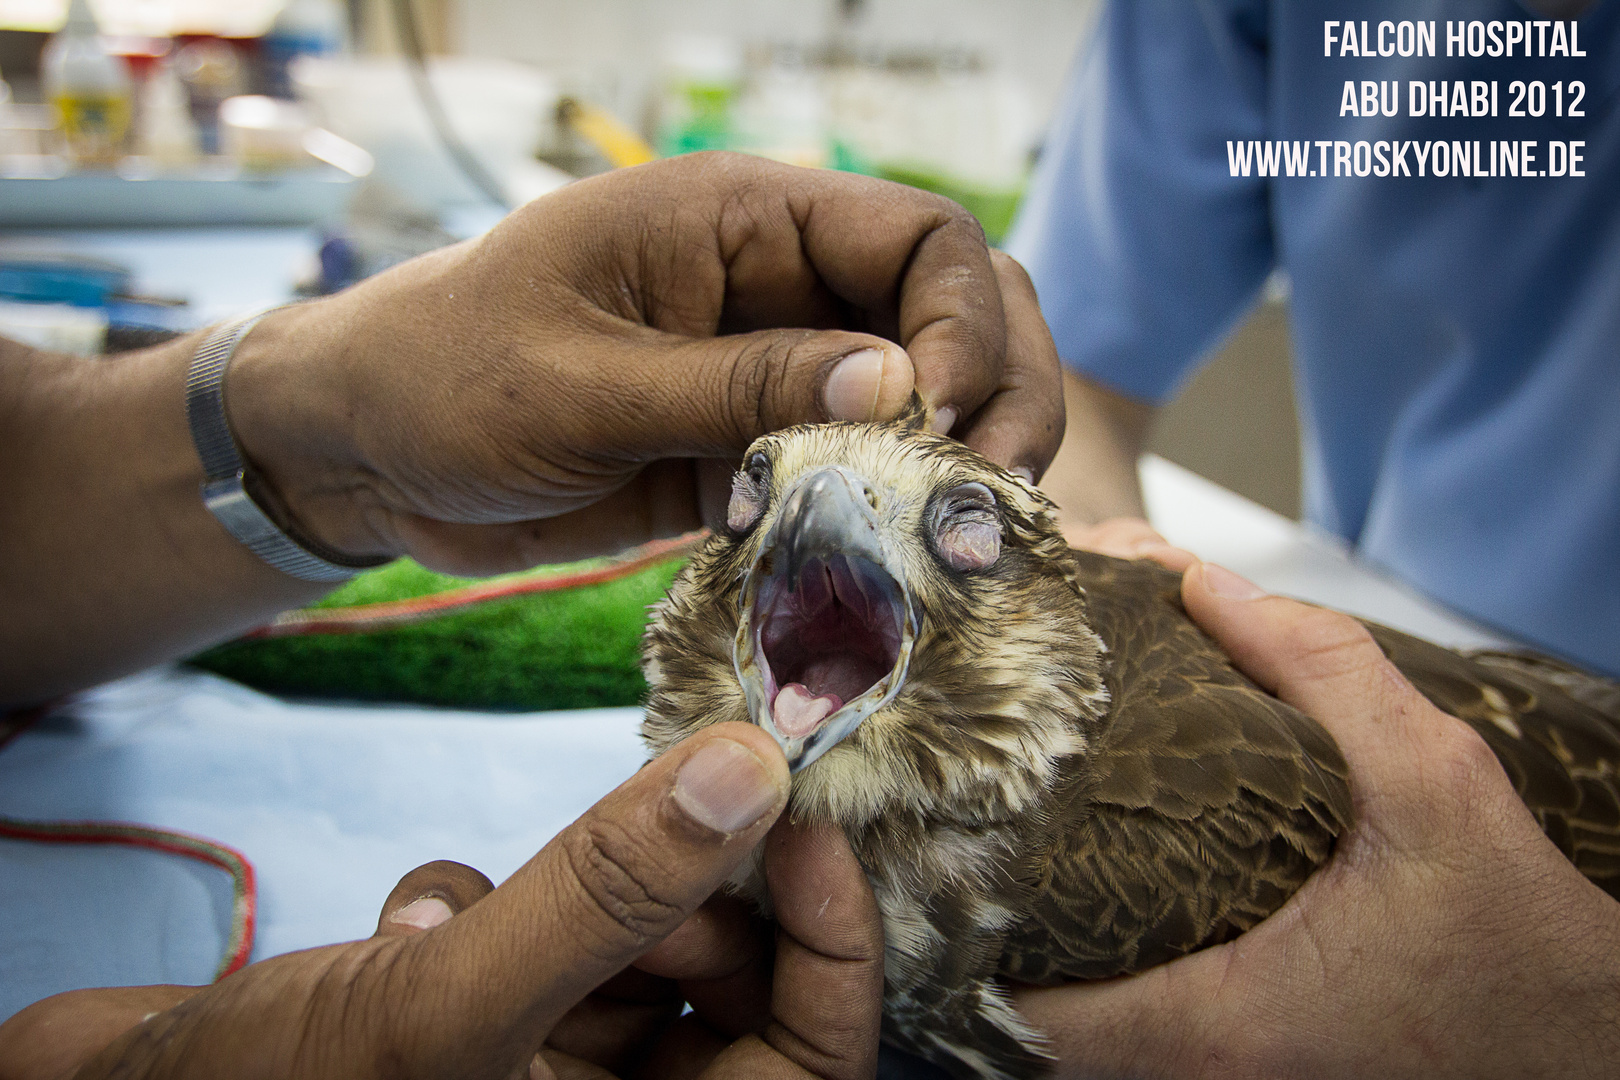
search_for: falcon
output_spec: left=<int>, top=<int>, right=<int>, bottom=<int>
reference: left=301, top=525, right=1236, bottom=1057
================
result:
left=640, top=410, right=1620, bottom=1080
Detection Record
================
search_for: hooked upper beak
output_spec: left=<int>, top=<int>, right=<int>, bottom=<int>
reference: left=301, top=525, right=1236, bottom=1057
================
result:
left=772, top=466, right=886, bottom=588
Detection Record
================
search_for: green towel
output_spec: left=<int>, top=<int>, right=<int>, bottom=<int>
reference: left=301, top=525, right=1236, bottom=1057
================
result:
left=188, top=536, right=699, bottom=711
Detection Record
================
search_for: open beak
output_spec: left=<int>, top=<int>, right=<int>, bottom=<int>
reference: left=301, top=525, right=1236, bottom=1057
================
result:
left=734, top=466, right=918, bottom=772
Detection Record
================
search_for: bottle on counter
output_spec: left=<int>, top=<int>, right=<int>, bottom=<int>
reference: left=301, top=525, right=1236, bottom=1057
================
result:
left=656, top=34, right=743, bottom=157
left=174, top=37, right=245, bottom=156
left=136, top=58, right=199, bottom=167
left=41, top=0, right=133, bottom=167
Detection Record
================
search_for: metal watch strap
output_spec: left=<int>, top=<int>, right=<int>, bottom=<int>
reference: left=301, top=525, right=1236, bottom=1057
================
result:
left=185, top=307, right=389, bottom=583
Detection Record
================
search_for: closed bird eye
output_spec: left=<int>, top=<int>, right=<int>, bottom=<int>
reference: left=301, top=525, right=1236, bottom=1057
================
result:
left=934, top=482, right=1002, bottom=571
left=728, top=452, right=771, bottom=534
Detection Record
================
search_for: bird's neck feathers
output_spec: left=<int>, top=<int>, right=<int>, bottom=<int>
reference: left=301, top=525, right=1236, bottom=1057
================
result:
left=642, top=534, right=1109, bottom=834
left=791, top=550, right=1108, bottom=831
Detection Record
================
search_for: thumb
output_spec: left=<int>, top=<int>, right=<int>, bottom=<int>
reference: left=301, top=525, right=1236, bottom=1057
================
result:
left=1178, top=562, right=1478, bottom=806
left=618, top=329, right=916, bottom=457
left=392, top=722, right=790, bottom=1076
left=1015, top=955, right=1230, bottom=1080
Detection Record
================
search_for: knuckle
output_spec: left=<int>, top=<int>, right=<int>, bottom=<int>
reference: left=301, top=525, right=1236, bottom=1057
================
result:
left=935, top=196, right=986, bottom=240
left=293, top=940, right=406, bottom=1066
left=724, top=332, right=810, bottom=435
left=888, top=182, right=984, bottom=247
left=1428, top=715, right=1502, bottom=789
left=560, top=817, right=687, bottom=951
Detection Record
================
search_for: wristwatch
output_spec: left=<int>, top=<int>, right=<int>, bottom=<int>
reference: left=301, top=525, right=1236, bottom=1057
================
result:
left=184, top=307, right=391, bottom=583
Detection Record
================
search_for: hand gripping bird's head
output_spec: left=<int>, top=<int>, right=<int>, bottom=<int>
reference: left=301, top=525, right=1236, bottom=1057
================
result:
left=643, top=410, right=1109, bottom=829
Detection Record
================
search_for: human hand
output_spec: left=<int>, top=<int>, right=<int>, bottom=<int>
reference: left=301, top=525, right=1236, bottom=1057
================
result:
left=1016, top=564, right=1620, bottom=1079
left=225, top=152, right=1063, bottom=575
left=1064, top=516, right=1196, bottom=572
left=537, top=825, right=881, bottom=1080
left=0, top=722, right=884, bottom=1080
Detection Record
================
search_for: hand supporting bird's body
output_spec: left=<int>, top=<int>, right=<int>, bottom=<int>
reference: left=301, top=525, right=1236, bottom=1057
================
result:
left=641, top=411, right=1620, bottom=1080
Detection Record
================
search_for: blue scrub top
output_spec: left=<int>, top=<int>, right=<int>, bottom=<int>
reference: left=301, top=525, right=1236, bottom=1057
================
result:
left=1007, top=0, right=1620, bottom=677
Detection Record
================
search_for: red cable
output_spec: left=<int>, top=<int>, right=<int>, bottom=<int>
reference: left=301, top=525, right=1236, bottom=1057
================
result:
left=0, top=532, right=702, bottom=982
left=244, top=529, right=707, bottom=639
left=0, top=816, right=257, bottom=980
left=0, top=701, right=258, bottom=982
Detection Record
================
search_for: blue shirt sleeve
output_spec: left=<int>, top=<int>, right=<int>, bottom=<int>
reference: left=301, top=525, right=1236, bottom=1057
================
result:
left=1005, top=0, right=1277, bottom=404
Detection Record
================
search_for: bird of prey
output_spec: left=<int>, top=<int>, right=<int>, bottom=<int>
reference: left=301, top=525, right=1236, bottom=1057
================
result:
left=640, top=411, right=1620, bottom=1080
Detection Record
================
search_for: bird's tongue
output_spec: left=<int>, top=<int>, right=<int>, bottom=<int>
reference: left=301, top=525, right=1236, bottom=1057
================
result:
left=772, top=683, right=844, bottom=738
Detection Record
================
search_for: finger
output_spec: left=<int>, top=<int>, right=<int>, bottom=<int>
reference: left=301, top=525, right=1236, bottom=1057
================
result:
left=701, top=821, right=885, bottom=1080
left=795, top=172, right=1007, bottom=423
left=680, top=950, right=776, bottom=1041
left=694, top=156, right=1005, bottom=426
left=389, top=722, right=790, bottom=1077
left=533, top=1046, right=619, bottom=1080
left=1013, top=957, right=1222, bottom=1080
left=1140, top=546, right=1199, bottom=573
left=637, top=895, right=775, bottom=1037
left=604, top=327, right=916, bottom=463
left=0, top=985, right=202, bottom=1080
left=386, top=460, right=705, bottom=575
left=664, top=893, right=777, bottom=1036
left=1065, top=516, right=1197, bottom=572
left=636, top=895, right=769, bottom=982
left=374, top=860, right=496, bottom=939
left=952, top=251, right=1065, bottom=477
left=649, top=156, right=1004, bottom=431
left=544, top=969, right=684, bottom=1073
left=1179, top=563, right=1499, bottom=806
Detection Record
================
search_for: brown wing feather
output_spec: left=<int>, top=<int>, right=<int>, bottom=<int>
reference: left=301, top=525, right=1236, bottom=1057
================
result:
left=1001, top=554, right=1620, bottom=987
left=1365, top=623, right=1620, bottom=898
left=999, top=551, right=1352, bottom=984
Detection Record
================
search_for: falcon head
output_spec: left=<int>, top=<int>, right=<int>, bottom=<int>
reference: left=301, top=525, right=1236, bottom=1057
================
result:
left=642, top=409, right=1108, bottom=829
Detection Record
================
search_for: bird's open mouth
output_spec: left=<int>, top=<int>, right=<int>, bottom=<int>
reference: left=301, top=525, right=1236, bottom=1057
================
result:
left=754, top=553, right=905, bottom=732
left=735, top=467, right=917, bottom=772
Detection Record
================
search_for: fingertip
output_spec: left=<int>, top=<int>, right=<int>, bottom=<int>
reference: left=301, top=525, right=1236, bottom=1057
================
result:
left=1192, top=561, right=1269, bottom=601
left=669, top=723, right=790, bottom=838
left=1140, top=544, right=1199, bottom=573
left=824, top=343, right=914, bottom=422
left=699, top=720, right=791, bottom=780
left=374, top=859, right=495, bottom=938
left=1179, top=563, right=1268, bottom=652
left=389, top=896, right=454, bottom=932
left=874, top=345, right=918, bottom=420
left=764, top=816, right=853, bottom=880
left=959, top=402, right=1064, bottom=480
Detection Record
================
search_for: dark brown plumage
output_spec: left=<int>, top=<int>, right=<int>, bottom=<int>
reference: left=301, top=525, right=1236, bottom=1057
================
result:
left=640, top=415, right=1620, bottom=1080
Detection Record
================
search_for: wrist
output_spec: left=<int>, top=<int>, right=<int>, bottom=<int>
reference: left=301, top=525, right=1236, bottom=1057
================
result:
left=1539, top=888, right=1620, bottom=1075
left=225, top=300, right=395, bottom=562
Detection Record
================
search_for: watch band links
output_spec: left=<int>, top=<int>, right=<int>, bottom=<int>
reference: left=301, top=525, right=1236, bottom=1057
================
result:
left=185, top=307, right=391, bottom=583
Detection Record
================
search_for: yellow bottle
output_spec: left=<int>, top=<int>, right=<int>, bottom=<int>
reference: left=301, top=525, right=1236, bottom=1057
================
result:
left=42, top=0, right=132, bottom=166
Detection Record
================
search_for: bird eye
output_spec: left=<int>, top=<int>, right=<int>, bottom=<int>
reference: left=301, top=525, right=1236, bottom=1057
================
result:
left=934, top=482, right=1001, bottom=571
left=727, top=452, right=771, bottom=534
